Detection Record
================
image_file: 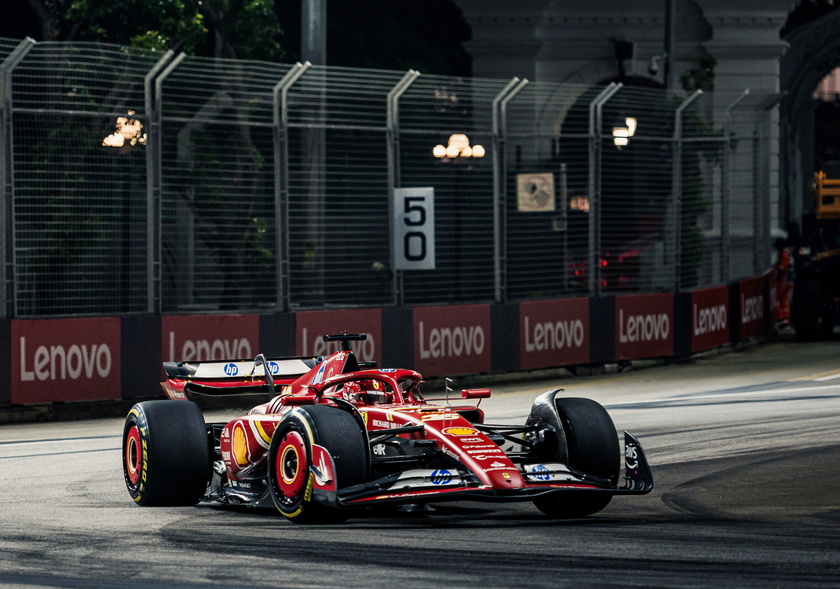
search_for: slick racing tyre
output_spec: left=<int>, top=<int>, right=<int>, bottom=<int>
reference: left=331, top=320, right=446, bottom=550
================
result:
left=122, top=400, right=211, bottom=506
left=267, top=405, right=368, bottom=524
left=530, top=397, right=620, bottom=518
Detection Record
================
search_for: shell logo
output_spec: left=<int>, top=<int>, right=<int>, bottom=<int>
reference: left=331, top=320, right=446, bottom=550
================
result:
left=232, top=423, right=250, bottom=467
left=442, top=426, right=479, bottom=436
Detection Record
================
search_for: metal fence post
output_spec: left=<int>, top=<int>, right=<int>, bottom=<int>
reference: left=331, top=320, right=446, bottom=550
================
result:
left=723, top=90, right=750, bottom=284
left=148, top=52, right=185, bottom=315
left=588, top=83, right=621, bottom=297
left=757, top=94, right=785, bottom=273
left=386, top=69, right=420, bottom=307
left=493, top=77, right=527, bottom=304
left=671, top=90, right=702, bottom=291
left=142, top=50, right=175, bottom=314
left=273, top=62, right=311, bottom=312
left=0, top=38, right=35, bottom=318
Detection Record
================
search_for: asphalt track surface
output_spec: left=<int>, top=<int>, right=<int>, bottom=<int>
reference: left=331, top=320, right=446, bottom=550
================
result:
left=2, top=334, right=840, bottom=588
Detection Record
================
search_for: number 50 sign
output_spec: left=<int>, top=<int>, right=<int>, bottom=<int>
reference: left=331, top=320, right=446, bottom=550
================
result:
left=393, top=187, right=436, bottom=270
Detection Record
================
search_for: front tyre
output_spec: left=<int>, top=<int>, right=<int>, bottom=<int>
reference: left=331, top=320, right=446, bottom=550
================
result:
left=530, top=396, right=620, bottom=518
left=122, top=400, right=211, bottom=506
left=267, top=405, right=368, bottom=524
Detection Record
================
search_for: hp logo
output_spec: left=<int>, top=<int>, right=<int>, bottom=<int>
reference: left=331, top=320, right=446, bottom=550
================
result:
left=430, top=469, right=452, bottom=485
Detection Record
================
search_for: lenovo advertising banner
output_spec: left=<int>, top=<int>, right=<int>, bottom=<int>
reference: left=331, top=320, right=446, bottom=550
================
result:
left=295, top=308, right=382, bottom=365
left=690, top=286, right=730, bottom=353
left=766, top=268, right=778, bottom=323
left=163, top=315, right=260, bottom=363
left=12, top=318, right=121, bottom=404
left=739, top=275, right=766, bottom=340
left=614, top=294, right=674, bottom=360
left=519, top=298, right=589, bottom=370
left=413, top=304, right=491, bottom=377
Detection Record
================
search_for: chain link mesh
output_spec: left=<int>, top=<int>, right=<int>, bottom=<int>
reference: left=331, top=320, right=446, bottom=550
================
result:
left=0, top=37, right=778, bottom=317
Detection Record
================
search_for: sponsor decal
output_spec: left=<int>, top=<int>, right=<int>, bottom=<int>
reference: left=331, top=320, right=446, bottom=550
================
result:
left=520, top=298, right=590, bottom=370
left=460, top=437, right=484, bottom=443
left=525, top=316, right=585, bottom=351
left=13, top=318, right=121, bottom=404
left=442, top=426, right=479, bottom=436
left=430, top=469, right=453, bottom=485
left=741, top=294, right=763, bottom=324
left=372, top=444, right=387, bottom=456
left=372, top=419, right=401, bottom=429
left=466, top=449, right=505, bottom=458
left=619, top=309, right=670, bottom=343
left=224, top=363, right=239, bottom=377
left=529, top=464, right=551, bottom=481
left=690, top=286, right=729, bottom=353
left=625, top=444, right=639, bottom=470
left=232, top=423, right=250, bottom=467
left=738, top=276, right=766, bottom=339
left=482, top=465, right=520, bottom=474
left=163, top=315, right=258, bottom=362
left=413, top=305, right=491, bottom=376
left=418, top=322, right=486, bottom=359
left=614, top=294, right=674, bottom=360
left=295, top=309, right=382, bottom=364
left=420, top=412, right=458, bottom=421
left=19, top=337, right=113, bottom=381
left=468, top=452, right=505, bottom=460
left=693, top=304, right=727, bottom=335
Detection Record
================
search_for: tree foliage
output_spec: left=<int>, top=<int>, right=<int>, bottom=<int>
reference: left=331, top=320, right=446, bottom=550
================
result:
left=18, top=0, right=285, bottom=61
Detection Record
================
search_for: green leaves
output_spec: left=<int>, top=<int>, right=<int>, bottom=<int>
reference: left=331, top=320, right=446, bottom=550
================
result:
left=30, top=0, right=283, bottom=61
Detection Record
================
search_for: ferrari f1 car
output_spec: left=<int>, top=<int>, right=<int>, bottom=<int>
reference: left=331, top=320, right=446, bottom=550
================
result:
left=122, top=333, right=652, bottom=523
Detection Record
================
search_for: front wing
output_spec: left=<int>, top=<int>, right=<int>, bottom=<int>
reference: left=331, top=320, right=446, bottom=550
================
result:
left=310, top=432, right=653, bottom=509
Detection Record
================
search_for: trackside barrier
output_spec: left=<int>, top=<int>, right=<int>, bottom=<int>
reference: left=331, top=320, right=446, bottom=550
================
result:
left=0, top=274, right=776, bottom=408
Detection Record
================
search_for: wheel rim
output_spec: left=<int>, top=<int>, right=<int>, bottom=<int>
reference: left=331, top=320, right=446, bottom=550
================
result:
left=125, top=424, right=142, bottom=487
left=275, top=430, right=308, bottom=500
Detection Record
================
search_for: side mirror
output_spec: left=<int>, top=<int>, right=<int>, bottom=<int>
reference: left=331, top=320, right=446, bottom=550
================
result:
left=461, top=388, right=491, bottom=399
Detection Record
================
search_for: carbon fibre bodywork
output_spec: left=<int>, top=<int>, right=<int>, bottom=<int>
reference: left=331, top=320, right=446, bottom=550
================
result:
left=127, top=334, right=652, bottom=521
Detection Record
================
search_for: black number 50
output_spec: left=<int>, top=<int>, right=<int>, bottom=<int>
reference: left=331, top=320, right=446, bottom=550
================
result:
left=404, top=232, right=426, bottom=261
left=404, top=196, right=427, bottom=226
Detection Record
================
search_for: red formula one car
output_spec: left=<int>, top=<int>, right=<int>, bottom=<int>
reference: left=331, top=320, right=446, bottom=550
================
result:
left=122, top=333, right=653, bottom=523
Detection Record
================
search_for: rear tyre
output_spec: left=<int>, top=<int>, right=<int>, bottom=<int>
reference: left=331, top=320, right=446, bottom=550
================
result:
left=267, top=405, right=368, bottom=524
left=531, top=397, right=620, bottom=518
left=122, top=400, right=211, bottom=506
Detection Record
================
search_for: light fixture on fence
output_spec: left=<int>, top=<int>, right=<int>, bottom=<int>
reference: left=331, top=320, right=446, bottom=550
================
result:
left=433, top=134, right=485, bottom=159
left=612, top=117, right=637, bottom=149
left=102, top=111, right=147, bottom=148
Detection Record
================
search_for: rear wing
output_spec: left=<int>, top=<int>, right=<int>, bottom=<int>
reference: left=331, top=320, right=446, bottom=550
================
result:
left=162, top=355, right=318, bottom=399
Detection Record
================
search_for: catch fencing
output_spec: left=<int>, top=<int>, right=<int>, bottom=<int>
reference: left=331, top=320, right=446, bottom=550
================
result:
left=0, top=37, right=779, bottom=317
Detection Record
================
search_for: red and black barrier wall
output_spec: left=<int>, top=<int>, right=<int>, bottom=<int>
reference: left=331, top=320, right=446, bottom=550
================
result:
left=0, top=273, right=778, bottom=406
